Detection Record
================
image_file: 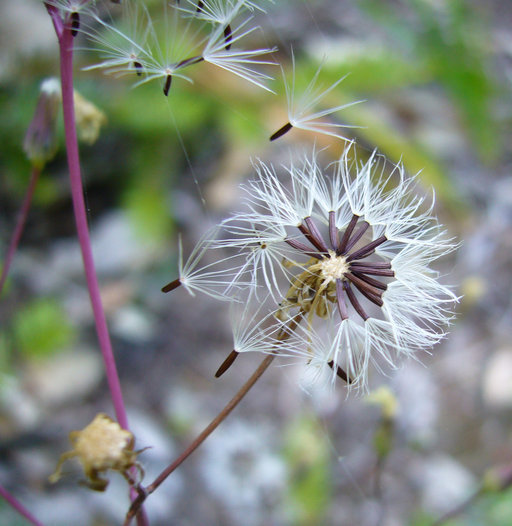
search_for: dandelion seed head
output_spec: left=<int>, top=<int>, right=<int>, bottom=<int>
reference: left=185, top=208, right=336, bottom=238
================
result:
left=206, top=143, right=458, bottom=391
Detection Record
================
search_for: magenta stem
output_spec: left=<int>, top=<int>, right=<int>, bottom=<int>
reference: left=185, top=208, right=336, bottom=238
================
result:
left=0, top=484, right=43, bottom=526
left=45, top=7, right=147, bottom=525
left=56, top=18, right=129, bottom=430
left=0, top=166, right=40, bottom=297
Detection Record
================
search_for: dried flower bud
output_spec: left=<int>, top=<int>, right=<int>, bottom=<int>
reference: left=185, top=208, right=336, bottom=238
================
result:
left=73, top=91, right=107, bottom=145
left=23, top=78, right=61, bottom=169
left=49, top=413, right=141, bottom=492
left=366, top=386, right=399, bottom=420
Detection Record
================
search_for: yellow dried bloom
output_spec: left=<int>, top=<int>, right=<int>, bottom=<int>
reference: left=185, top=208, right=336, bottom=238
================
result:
left=49, top=413, right=141, bottom=492
left=73, top=91, right=107, bottom=145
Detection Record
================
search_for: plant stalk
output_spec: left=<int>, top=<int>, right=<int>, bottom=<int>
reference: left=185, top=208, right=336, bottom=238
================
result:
left=0, top=484, right=43, bottom=526
left=124, top=311, right=304, bottom=524
left=0, top=166, right=41, bottom=297
left=57, top=14, right=128, bottom=431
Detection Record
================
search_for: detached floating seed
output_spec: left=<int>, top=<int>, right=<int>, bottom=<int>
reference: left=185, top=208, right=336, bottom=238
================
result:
left=161, top=278, right=181, bottom=293
left=270, top=122, right=293, bottom=141
left=215, top=350, right=239, bottom=378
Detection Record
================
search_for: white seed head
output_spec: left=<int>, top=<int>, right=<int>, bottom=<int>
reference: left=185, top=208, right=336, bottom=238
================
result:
left=200, top=144, right=459, bottom=392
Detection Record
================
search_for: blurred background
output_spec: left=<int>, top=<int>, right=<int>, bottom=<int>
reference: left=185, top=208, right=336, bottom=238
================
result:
left=1, top=0, right=512, bottom=524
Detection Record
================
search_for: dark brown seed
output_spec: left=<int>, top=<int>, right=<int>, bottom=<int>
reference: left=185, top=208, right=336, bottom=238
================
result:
left=224, top=24, right=232, bottom=50
left=196, top=1, right=204, bottom=12
left=328, top=211, right=339, bottom=252
left=344, top=281, right=368, bottom=321
left=161, top=278, right=181, bottom=293
left=270, top=122, right=293, bottom=141
left=285, top=237, right=323, bottom=259
left=351, top=270, right=387, bottom=291
left=345, top=272, right=383, bottom=298
left=134, top=61, right=143, bottom=76
left=176, top=55, right=204, bottom=69
left=328, top=361, right=352, bottom=384
left=215, top=350, right=239, bottom=378
left=71, top=12, right=80, bottom=37
left=163, top=74, right=172, bottom=96
left=347, top=235, right=387, bottom=262
left=336, top=279, right=349, bottom=320
left=344, top=222, right=369, bottom=253
left=350, top=280, right=384, bottom=307
left=350, top=260, right=392, bottom=269
left=338, top=214, right=359, bottom=254
left=304, top=217, right=329, bottom=253
left=298, top=223, right=328, bottom=254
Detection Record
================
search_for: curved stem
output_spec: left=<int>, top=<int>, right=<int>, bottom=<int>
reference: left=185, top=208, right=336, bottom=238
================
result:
left=0, top=166, right=40, bottom=298
left=0, top=483, right=43, bottom=526
left=124, top=353, right=275, bottom=525
left=124, top=311, right=305, bottom=524
left=49, top=12, right=147, bottom=525
left=153, top=354, right=275, bottom=488
left=57, top=18, right=128, bottom=432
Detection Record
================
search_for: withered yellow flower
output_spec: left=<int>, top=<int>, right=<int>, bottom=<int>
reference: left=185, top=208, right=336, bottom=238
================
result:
left=49, top=413, right=141, bottom=492
left=73, top=91, right=107, bottom=145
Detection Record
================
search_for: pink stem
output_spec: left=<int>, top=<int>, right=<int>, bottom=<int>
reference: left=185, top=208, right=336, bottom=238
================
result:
left=0, top=166, right=40, bottom=297
left=0, top=484, right=43, bottom=526
left=42, top=6, right=148, bottom=525
left=57, top=18, right=129, bottom=430
left=55, top=16, right=149, bottom=526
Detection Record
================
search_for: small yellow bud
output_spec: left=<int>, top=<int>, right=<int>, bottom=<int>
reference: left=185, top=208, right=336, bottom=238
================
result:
left=73, top=91, right=107, bottom=145
left=49, top=413, right=141, bottom=492
left=366, top=386, right=399, bottom=420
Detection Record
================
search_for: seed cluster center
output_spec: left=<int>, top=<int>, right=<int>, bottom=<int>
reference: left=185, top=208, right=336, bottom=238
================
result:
left=320, top=251, right=349, bottom=281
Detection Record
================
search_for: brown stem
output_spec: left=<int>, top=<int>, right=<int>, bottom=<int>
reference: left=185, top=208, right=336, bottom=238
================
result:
left=124, top=311, right=304, bottom=525
left=124, top=354, right=275, bottom=524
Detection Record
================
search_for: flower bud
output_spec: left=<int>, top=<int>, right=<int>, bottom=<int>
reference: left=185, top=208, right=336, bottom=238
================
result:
left=23, top=78, right=61, bottom=169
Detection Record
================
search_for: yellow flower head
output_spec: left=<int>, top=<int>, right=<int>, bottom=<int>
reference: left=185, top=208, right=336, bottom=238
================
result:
left=49, top=413, right=142, bottom=492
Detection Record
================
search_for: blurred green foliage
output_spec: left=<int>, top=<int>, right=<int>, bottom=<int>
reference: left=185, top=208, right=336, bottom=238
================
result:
left=2, top=0, right=500, bottom=237
left=11, top=298, right=75, bottom=361
left=284, top=415, right=332, bottom=526
left=410, top=485, right=512, bottom=525
left=360, top=0, right=499, bottom=163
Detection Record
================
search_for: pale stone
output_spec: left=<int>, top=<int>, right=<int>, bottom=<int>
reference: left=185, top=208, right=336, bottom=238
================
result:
left=482, top=349, right=512, bottom=408
left=24, top=348, right=103, bottom=407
